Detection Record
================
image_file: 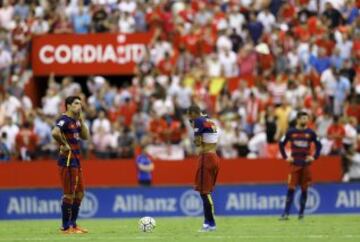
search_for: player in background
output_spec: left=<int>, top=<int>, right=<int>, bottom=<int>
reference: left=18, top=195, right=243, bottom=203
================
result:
left=187, top=105, right=220, bottom=232
left=51, top=96, right=90, bottom=234
left=279, top=111, right=322, bottom=220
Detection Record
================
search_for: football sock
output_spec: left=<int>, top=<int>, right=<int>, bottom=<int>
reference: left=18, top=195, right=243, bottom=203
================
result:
left=61, top=202, right=72, bottom=230
left=201, top=194, right=216, bottom=226
left=299, top=190, right=308, bottom=215
left=284, top=189, right=295, bottom=215
left=70, top=199, right=81, bottom=227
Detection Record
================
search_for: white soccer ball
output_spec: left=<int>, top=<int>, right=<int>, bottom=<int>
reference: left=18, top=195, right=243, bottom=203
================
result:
left=138, top=216, right=156, bottom=232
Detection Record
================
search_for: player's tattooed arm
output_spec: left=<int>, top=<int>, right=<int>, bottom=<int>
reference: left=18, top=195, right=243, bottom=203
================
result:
left=51, top=126, right=71, bottom=154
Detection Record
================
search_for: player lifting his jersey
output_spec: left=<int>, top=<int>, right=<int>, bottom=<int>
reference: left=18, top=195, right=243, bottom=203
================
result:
left=187, top=105, right=220, bottom=232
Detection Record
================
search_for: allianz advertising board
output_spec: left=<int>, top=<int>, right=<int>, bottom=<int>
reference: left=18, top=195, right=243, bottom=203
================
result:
left=0, top=183, right=359, bottom=219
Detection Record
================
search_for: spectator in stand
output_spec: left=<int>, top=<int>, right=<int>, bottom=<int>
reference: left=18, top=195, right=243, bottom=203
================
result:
left=117, top=126, right=135, bottom=158
left=14, top=0, right=29, bottom=21
left=342, top=117, right=358, bottom=151
left=33, top=111, right=53, bottom=157
left=274, top=99, right=292, bottom=140
left=0, top=42, right=12, bottom=88
left=53, top=14, right=73, bottom=34
left=118, top=11, right=135, bottom=33
left=42, top=87, right=62, bottom=117
left=343, top=146, right=360, bottom=182
left=327, top=115, right=346, bottom=155
left=247, top=12, right=264, bottom=44
left=0, top=132, right=10, bottom=162
left=0, top=116, right=19, bottom=154
left=15, top=122, right=38, bottom=161
left=218, top=121, right=238, bottom=159
left=72, top=5, right=91, bottom=34
left=0, top=0, right=14, bottom=31
left=333, top=70, right=351, bottom=115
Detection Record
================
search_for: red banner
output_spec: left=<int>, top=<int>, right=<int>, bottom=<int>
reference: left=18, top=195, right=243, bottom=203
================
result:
left=31, top=33, right=153, bottom=76
left=0, top=157, right=341, bottom=188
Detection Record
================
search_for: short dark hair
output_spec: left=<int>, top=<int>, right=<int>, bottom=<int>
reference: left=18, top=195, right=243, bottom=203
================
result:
left=187, top=104, right=201, bottom=115
left=65, top=96, right=81, bottom=110
left=297, top=111, right=308, bottom=119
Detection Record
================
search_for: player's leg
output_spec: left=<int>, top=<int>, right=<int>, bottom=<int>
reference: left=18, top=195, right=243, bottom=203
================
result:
left=58, top=167, right=75, bottom=232
left=298, top=166, right=312, bottom=220
left=71, top=168, right=88, bottom=233
left=280, top=166, right=300, bottom=220
left=198, top=153, right=218, bottom=232
left=200, top=193, right=216, bottom=228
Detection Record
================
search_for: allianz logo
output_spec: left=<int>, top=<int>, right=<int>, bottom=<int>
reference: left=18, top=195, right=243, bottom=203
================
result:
left=226, top=188, right=321, bottom=213
left=6, top=192, right=98, bottom=217
left=112, top=190, right=203, bottom=216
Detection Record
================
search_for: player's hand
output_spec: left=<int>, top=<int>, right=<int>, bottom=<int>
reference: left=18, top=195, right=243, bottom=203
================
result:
left=59, top=144, right=71, bottom=154
left=306, top=156, right=314, bottom=163
left=286, top=157, right=294, bottom=163
left=77, top=111, right=85, bottom=122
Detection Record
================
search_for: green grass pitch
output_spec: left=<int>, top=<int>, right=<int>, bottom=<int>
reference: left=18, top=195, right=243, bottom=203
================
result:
left=0, top=215, right=359, bottom=242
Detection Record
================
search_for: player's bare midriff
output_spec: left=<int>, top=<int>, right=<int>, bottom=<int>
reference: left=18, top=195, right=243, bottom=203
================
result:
left=200, top=143, right=217, bottom=153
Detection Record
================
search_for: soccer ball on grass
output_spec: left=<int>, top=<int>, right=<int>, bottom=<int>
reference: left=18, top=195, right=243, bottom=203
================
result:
left=138, top=216, right=156, bottom=232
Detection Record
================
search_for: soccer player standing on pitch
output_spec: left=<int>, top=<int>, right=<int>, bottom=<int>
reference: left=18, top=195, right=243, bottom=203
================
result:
left=279, top=111, right=322, bottom=220
left=187, top=105, right=220, bottom=232
left=52, top=96, right=90, bottom=234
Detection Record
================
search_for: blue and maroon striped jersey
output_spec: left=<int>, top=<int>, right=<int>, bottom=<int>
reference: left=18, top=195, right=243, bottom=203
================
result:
left=55, top=114, right=81, bottom=167
left=279, top=127, right=322, bottom=166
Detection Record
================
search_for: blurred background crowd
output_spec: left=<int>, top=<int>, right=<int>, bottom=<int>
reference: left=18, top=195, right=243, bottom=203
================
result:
left=0, top=0, right=360, bottom=179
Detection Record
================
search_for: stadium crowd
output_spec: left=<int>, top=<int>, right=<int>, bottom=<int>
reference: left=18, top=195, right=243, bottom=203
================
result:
left=0, top=0, right=360, bottom=179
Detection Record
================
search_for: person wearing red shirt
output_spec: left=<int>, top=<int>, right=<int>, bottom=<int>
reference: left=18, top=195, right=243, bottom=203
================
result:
left=15, top=122, right=38, bottom=161
left=157, top=52, right=175, bottom=76
left=117, top=97, right=137, bottom=128
left=149, top=112, right=168, bottom=144
left=327, top=116, right=345, bottom=155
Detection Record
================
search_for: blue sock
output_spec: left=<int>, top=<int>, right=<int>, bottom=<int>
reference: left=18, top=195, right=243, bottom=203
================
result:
left=284, top=189, right=295, bottom=215
left=200, top=194, right=216, bottom=226
left=299, top=190, right=308, bottom=215
left=61, top=202, right=72, bottom=230
left=70, top=202, right=80, bottom=227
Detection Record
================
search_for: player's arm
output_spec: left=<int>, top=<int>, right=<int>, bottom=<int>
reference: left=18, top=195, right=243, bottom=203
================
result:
left=307, top=131, right=322, bottom=162
left=193, top=118, right=204, bottom=147
left=51, top=126, right=71, bottom=154
left=78, top=112, right=90, bottom=140
left=279, top=130, right=293, bottom=162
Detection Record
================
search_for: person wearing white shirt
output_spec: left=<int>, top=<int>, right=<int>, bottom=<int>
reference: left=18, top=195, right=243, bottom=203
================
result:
left=0, top=116, right=19, bottom=153
left=206, top=54, right=222, bottom=77
left=92, top=110, right=111, bottom=134
left=218, top=48, right=238, bottom=78
left=118, top=0, right=137, bottom=13
left=0, top=0, right=14, bottom=30
left=118, top=12, right=135, bottom=33
left=228, top=6, right=246, bottom=35
left=257, top=8, right=276, bottom=33
left=343, top=117, right=358, bottom=150
left=42, top=88, right=62, bottom=116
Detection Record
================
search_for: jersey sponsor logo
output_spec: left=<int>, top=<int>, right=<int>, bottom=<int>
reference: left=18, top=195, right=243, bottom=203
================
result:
left=203, top=119, right=218, bottom=133
left=293, top=140, right=309, bottom=148
left=180, top=190, right=203, bottom=216
left=57, top=120, right=65, bottom=127
left=79, top=192, right=98, bottom=218
left=294, top=187, right=320, bottom=214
